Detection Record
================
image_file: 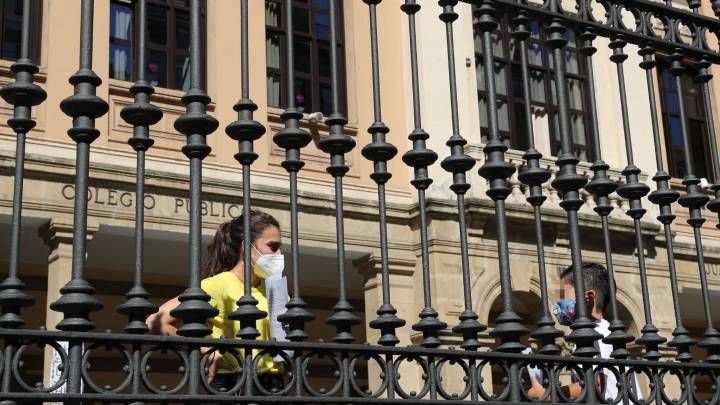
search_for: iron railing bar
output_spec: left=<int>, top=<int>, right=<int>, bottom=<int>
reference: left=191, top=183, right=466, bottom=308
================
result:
left=475, top=0, right=530, bottom=399
left=170, top=0, right=220, bottom=396
left=402, top=0, right=446, bottom=351
left=19, top=0, right=30, bottom=59
left=274, top=0, right=314, bottom=342
left=226, top=0, right=268, bottom=344
left=465, top=0, right=720, bottom=62
left=579, top=25, right=633, bottom=360
left=640, top=49, right=695, bottom=360
left=610, top=35, right=666, bottom=361
left=695, top=57, right=720, bottom=361
left=459, top=0, right=720, bottom=28
left=323, top=0, right=360, bottom=345
left=0, top=0, right=45, bottom=401
left=438, top=0, right=485, bottom=352
left=129, top=0, right=151, bottom=309
left=6, top=328, right=720, bottom=368
left=544, top=8, right=601, bottom=361
left=513, top=7, right=563, bottom=357
left=0, top=0, right=44, bottom=329
left=0, top=392, right=583, bottom=405
left=116, top=1, right=162, bottom=400
left=53, top=0, right=109, bottom=396
left=117, top=0, right=161, bottom=334
left=329, top=0, right=340, bottom=112
left=438, top=4, right=484, bottom=401
left=544, top=4, right=602, bottom=402
left=473, top=12, right=518, bottom=331
left=362, top=0, right=404, bottom=350
left=699, top=58, right=720, bottom=226
left=3, top=0, right=32, bottom=323
left=669, top=52, right=720, bottom=364
left=692, top=3, right=720, bottom=237
left=225, top=2, right=275, bottom=399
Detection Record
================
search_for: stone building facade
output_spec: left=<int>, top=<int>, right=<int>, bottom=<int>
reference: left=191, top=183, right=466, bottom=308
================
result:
left=0, top=0, right=718, bottom=395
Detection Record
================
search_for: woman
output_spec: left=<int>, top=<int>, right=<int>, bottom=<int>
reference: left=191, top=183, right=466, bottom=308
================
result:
left=146, top=209, right=285, bottom=394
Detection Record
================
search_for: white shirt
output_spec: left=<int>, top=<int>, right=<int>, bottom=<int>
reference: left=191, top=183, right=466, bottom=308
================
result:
left=525, top=319, right=642, bottom=401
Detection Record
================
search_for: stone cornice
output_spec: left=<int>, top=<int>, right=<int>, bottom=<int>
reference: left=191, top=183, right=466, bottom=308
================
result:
left=0, top=135, right=662, bottom=240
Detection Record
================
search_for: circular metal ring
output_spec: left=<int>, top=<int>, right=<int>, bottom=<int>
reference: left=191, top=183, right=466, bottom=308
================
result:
left=199, top=347, right=246, bottom=396
left=393, top=354, right=430, bottom=399
left=13, top=340, right=68, bottom=393
left=436, top=356, right=471, bottom=400
left=519, top=359, right=553, bottom=403
left=301, top=350, right=344, bottom=397
left=348, top=352, right=389, bottom=398
left=477, top=359, right=511, bottom=402
left=81, top=342, right=133, bottom=393
left=592, top=364, right=623, bottom=405
left=252, top=349, right=295, bottom=396
left=626, top=365, right=656, bottom=405
left=659, top=367, right=688, bottom=405
left=140, top=345, right=189, bottom=395
left=690, top=369, right=720, bottom=405
left=554, top=363, right=587, bottom=403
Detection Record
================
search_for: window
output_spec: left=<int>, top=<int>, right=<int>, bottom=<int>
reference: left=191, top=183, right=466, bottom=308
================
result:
left=110, top=0, right=199, bottom=92
left=657, top=59, right=714, bottom=182
left=266, top=0, right=344, bottom=116
left=0, top=0, right=42, bottom=63
left=473, top=15, right=594, bottom=161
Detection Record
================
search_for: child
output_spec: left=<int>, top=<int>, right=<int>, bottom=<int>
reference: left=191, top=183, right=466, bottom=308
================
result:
left=527, top=262, right=641, bottom=401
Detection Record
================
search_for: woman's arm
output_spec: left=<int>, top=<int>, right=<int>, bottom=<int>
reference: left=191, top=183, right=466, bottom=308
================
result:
left=146, top=296, right=181, bottom=335
left=146, top=296, right=228, bottom=383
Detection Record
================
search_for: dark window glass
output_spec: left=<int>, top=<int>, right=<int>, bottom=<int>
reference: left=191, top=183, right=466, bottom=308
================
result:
left=148, top=5, right=167, bottom=45
left=657, top=60, right=714, bottom=182
left=315, top=11, right=329, bottom=39
left=3, top=19, right=20, bottom=59
left=0, top=0, right=41, bottom=63
left=293, top=6, right=309, bottom=33
left=148, top=49, right=167, bottom=89
left=110, top=2, right=132, bottom=81
left=266, top=0, right=345, bottom=115
left=109, top=0, right=203, bottom=91
left=472, top=13, right=594, bottom=161
left=294, top=37, right=311, bottom=73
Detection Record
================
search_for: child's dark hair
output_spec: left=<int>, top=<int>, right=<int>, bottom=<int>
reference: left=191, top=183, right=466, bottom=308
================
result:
left=559, top=262, right=611, bottom=314
left=202, top=209, right=280, bottom=278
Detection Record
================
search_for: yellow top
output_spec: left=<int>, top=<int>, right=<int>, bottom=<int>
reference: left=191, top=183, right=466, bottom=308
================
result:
left=201, top=271, right=281, bottom=375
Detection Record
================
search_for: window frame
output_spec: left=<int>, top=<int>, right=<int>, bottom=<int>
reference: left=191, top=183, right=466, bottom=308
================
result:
left=109, top=0, right=205, bottom=92
left=473, top=12, right=595, bottom=162
left=265, top=0, right=346, bottom=115
left=656, top=58, right=714, bottom=182
left=0, top=0, right=42, bottom=64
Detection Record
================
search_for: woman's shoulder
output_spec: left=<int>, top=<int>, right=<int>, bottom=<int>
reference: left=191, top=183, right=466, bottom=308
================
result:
left=202, top=271, right=240, bottom=289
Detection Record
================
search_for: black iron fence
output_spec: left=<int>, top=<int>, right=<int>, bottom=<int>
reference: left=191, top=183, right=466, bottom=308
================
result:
left=0, top=0, right=720, bottom=403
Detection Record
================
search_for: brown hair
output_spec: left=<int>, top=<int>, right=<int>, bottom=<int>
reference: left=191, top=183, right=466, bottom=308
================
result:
left=202, top=209, right=280, bottom=278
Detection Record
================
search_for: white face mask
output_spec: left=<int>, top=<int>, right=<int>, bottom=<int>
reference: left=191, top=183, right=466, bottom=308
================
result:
left=252, top=244, right=284, bottom=279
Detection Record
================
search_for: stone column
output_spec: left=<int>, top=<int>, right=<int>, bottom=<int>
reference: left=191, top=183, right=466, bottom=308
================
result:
left=39, top=219, right=98, bottom=388
left=356, top=253, right=417, bottom=396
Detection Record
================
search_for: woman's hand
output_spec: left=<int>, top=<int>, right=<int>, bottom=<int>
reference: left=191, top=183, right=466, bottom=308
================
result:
left=205, top=351, right=230, bottom=384
left=146, top=296, right=181, bottom=335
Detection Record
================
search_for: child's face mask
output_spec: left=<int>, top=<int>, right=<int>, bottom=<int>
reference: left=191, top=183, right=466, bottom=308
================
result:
left=552, top=299, right=577, bottom=326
